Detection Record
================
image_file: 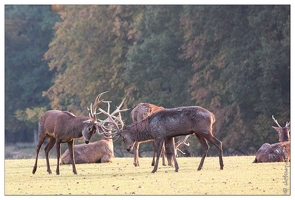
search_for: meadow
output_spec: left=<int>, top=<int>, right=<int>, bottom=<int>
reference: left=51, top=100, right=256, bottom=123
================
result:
left=5, top=156, right=290, bottom=196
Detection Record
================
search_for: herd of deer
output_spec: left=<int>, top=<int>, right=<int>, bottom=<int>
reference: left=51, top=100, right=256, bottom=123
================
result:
left=32, top=92, right=290, bottom=175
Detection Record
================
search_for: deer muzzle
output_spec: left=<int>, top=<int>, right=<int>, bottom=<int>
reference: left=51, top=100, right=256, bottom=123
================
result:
left=85, top=140, right=89, bottom=144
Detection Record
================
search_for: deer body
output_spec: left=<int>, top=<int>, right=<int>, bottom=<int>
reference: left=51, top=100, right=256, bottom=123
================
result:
left=253, top=116, right=290, bottom=163
left=32, top=110, right=98, bottom=175
left=61, top=136, right=113, bottom=164
left=254, top=141, right=290, bottom=162
left=131, top=103, right=171, bottom=167
left=119, top=106, right=224, bottom=173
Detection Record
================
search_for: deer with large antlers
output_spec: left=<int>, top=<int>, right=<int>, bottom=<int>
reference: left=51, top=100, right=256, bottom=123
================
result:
left=102, top=105, right=223, bottom=173
left=253, top=115, right=290, bottom=163
left=32, top=91, right=113, bottom=175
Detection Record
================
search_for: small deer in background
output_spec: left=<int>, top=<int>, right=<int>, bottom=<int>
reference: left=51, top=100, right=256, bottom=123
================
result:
left=253, top=115, right=290, bottom=163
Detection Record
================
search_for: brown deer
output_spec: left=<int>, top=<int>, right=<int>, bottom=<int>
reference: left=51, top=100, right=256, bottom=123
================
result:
left=60, top=133, right=114, bottom=164
left=131, top=103, right=168, bottom=167
left=32, top=92, right=112, bottom=175
left=103, top=106, right=224, bottom=173
left=253, top=115, right=290, bottom=163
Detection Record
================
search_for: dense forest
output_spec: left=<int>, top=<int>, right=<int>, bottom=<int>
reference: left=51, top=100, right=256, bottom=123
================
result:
left=5, top=5, right=290, bottom=156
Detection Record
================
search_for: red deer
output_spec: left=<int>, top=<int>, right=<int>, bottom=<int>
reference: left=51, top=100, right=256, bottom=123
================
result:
left=32, top=92, right=111, bottom=175
left=60, top=133, right=114, bottom=164
left=253, top=115, right=290, bottom=163
left=103, top=106, right=224, bottom=173
left=131, top=103, right=169, bottom=167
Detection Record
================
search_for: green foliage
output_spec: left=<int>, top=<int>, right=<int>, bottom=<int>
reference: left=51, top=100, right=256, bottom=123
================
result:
left=5, top=5, right=290, bottom=156
left=5, top=5, right=60, bottom=142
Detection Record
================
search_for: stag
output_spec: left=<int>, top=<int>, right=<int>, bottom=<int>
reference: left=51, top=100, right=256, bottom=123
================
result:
left=32, top=92, right=110, bottom=175
left=253, top=115, right=290, bottom=163
left=103, top=106, right=224, bottom=173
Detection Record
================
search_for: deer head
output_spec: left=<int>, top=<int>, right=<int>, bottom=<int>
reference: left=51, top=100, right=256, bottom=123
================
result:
left=95, top=97, right=128, bottom=141
left=82, top=91, right=110, bottom=144
left=272, top=115, right=290, bottom=142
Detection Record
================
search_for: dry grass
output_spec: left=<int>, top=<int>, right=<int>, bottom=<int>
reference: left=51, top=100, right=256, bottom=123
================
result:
left=5, top=156, right=290, bottom=196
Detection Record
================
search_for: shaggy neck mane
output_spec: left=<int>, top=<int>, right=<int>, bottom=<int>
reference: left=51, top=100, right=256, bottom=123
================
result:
left=128, top=118, right=153, bottom=141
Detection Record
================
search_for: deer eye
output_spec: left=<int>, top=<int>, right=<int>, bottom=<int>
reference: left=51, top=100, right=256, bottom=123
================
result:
left=88, top=127, right=92, bottom=131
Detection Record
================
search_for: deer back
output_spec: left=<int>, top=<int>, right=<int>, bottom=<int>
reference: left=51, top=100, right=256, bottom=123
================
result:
left=131, top=103, right=164, bottom=122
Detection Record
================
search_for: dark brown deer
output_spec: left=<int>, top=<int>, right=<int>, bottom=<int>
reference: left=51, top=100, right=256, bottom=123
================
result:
left=253, top=115, right=290, bottom=163
left=131, top=103, right=168, bottom=167
left=103, top=106, right=224, bottom=173
left=32, top=92, right=111, bottom=175
left=60, top=133, right=114, bottom=164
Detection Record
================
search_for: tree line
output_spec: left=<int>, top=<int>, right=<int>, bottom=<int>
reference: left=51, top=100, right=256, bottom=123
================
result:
left=5, top=5, right=290, bottom=156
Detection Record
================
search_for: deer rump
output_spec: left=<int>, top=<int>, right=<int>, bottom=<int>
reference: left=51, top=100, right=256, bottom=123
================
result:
left=254, top=141, right=290, bottom=162
left=60, top=140, right=113, bottom=164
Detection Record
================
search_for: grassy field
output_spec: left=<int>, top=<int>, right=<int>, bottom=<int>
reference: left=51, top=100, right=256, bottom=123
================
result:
left=5, top=156, right=290, bottom=196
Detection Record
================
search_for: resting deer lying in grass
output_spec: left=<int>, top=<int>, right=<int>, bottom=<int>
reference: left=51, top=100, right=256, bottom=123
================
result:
left=61, top=132, right=114, bottom=164
left=253, top=115, right=290, bottom=163
left=102, top=105, right=223, bottom=173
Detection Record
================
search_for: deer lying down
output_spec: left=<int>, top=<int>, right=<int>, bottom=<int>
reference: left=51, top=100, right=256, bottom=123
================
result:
left=61, top=135, right=113, bottom=164
left=253, top=141, right=290, bottom=162
left=253, top=115, right=290, bottom=163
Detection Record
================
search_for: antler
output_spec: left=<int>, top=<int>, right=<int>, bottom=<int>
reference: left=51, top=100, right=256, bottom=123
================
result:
left=87, top=91, right=110, bottom=120
left=272, top=115, right=281, bottom=127
left=97, top=98, right=129, bottom=137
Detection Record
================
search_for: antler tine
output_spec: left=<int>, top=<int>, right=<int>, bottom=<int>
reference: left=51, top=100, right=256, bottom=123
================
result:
left=98, top=108, right=120, bottom=131
left=110, top=98, right=128, bottom=117
left=272, top=115, right=281, bottom=127
left=92, top=91, right=110, bottom=112
left=285, top=121, right=290, bottom=128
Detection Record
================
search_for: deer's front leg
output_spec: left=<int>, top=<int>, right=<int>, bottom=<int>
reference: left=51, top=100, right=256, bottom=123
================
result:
left=151, top=139, right=164, bottom=173
left=165, top=137, right=178, bottom=172
left=68, top=140, right=77, bottom=174
left=56, top=140, right=61, bottom=175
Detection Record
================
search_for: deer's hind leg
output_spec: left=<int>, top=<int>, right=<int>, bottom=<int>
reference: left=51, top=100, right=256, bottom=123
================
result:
left=205, top=136, right=224, bottom=170
left=32, top=135, right=47, bottom=174
left=195, top=134, right=209, bottom=171
left=44, top=137, right=56, bottom=174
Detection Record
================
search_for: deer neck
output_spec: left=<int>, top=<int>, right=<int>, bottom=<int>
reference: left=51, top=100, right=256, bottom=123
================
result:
left=130, top=120, right=153, bottom=142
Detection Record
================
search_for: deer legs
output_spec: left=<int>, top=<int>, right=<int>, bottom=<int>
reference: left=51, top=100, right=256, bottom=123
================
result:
left=195, top=135, right=209, bottom=170
left=151, top=138, right=178, bottom=173
left=195, top=134, right=224, bottom=170
left=32, top=136, right=46, bottom=174
left=133, top=141, right=140, bottom=166
left=67, top=140, right=77, bottom=174
left=45, top=137, right=56, bottom=174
